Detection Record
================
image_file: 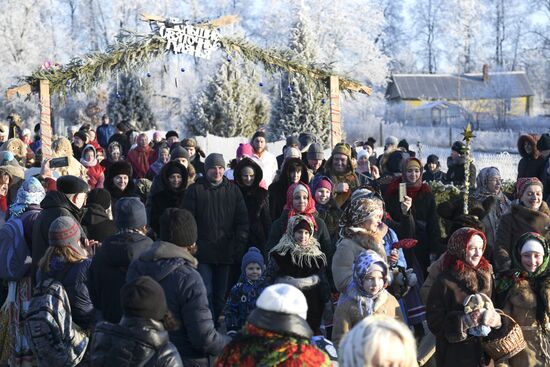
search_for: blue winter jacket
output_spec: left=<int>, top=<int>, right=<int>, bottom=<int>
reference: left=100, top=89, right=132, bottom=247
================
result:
left=127, top=241, right=230, bottom=365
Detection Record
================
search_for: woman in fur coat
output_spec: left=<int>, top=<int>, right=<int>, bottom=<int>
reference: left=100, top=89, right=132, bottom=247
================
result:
left=496, top=232, right=550, bottom=367
left=427, top=227, right=502, bottom=367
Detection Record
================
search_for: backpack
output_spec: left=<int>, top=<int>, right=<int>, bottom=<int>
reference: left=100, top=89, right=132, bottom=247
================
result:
left=0, top=213, right=31, bottom=280
left=24, top=267, right=89, bottom=367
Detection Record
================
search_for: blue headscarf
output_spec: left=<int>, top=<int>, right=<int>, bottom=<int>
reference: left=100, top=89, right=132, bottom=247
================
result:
left=9, top=177, right=45, bottom=217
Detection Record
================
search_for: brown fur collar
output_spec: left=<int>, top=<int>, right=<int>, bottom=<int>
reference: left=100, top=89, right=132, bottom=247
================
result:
left=508, top=279, right=537, bottom=308
left=511, top=201, right=550, bottom=227
left=347, top=232, right=387, bottom=260
left=447, top=260, right=493, bottom=295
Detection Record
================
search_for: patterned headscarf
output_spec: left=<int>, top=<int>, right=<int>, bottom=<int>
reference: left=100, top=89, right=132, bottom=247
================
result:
left=9, top=177, right=46, bottom=217
left=512, top=232, right=549, bottom=277
left=348, top=250, right=390, bottom=316
left=516, top=177, right=543, bottom=200
left=270, top=215, right=326, bottom=268
left=443, top=227, right=489, bottom=271
left=473, top=167, right=501, bottom=199
left=339, top=195, right=384, bottom=239
left=284, top=183, right=317, bottom=230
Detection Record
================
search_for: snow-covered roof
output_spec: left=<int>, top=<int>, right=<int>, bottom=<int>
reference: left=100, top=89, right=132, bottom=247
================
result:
left=387, top=71, right=534, bottom=100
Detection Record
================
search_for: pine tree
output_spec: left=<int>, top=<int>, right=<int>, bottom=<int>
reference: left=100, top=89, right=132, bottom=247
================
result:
left=269, top=10, right=330, bottom=146
left=187, top=57, right=270, bottom=137
left=107, top=73, right=156, bottom=131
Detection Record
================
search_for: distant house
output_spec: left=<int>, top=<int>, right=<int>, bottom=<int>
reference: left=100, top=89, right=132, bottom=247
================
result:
left=385, top=66, right=535, bottom=127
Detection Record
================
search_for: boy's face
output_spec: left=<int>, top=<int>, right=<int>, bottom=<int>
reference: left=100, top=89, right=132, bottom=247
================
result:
left=245, top=262, right=262, bottom=281
left=315, top=187, right=331, bottom=205
left=294, top=229, right=311, bottom=246
left=362, top=270, right=384, bottom=296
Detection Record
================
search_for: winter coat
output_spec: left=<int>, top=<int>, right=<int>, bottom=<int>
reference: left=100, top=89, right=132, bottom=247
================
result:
left=148, top=161, right=188, bottom=236
left=127, top=241, right=230, bottom=365
left=88, top=232, right=153, bottom=323
left=96, top=123, right=116, bottom=149
left=501, top=279, right=550, bottom=367
left=316, top=199, right=342, bottom=244
left=37, top=257, right=94, bottom=330
left=234, top=158, right=271, bottom=254
left=81, top=204, right=117, bottom=242
left=268, top=158, right=310, bottom=221
left=445, top=156, right=477, bottom=188
left=251, top=150, right=278, bottom=187
left=127, top=146, right=154, bottom=179
left=331, top=233, right=388, bottom=293
left=517, top=134, right=546, bottom=180
left=267, top=251, right=328, bottom=333
left=332, top=289, right=403, bottom=347
left=183, top=176, right=249, bottom=265
left=494, top=202, right=550, bottom=273
left=224, top=276, right=266, bottom=333
left=190, top=154, right=205, bottom=176
left=423, top=168, right=446, bottom=182
left=91, top=316, right=183, bottom=367
left=84, top=163, right=105, bottom=189
left=31, top=190, right=85, bottom=271
left=318, top=159, right=360, bottom=208
left=426, top=261, right=494, bottom=367
left=385, top=180, right=441, bottom=275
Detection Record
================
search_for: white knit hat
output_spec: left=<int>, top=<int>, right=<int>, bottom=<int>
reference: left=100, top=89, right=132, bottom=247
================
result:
left=521, top=239, right=545, bottom=255
left=256, top=284, right=308, bottom=320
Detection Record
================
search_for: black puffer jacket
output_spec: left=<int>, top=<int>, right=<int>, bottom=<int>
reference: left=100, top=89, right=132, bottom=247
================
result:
left=148, top=161, right=188, bottom=236
left=268, top=158, right=310, bottom=220
left=31, top=190, right=85, bottom=271
left=183, top=176, right=249, bottom=264
left=234, top=158, right=271, bottom=255
left=127, top=241, right=230, bottom=365
left=81, top=204, right=117, bottom=242
left=517, top=134, right=546, bottom=179
left=88, top=232, right=153, bottom=323
left=91, top=317, right=183, bottom=367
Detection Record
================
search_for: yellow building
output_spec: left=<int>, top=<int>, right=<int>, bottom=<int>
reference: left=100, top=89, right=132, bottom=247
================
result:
left=385, top=68, right=534, bottom=127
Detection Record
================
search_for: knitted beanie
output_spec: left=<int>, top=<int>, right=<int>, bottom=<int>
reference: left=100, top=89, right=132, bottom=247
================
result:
left=48, top=216, right=81, bottom=250
left=331, top=143, right=352, bottom=159
left=307, top=143, right=324, bottom=160
left=298, top=132, right=315, bottom=148
left=87, top=188, right=111, bottom=210
left=427, top=154, right=439, bottom=165
left=165, top=130, right=179, bottom=139
left=236, top=143, right=254, bottom=159
left=120, top=276, right=168, bottom=321
left=256, top=284, right=308, bottom=320
left=385, top=136, right=398, bottom=146
left=114, top=197, right=147, bottom=229
left=284, top=147, right=302, bottom=160
left=241, top=247, right=265, bottom=273
left=286, top=135, right=300, bottom=147
left=170, top=145, right=190, bottom=161
left=159, top=208, right=197, bottom=247
left=205, top=153, right=225, bottom=171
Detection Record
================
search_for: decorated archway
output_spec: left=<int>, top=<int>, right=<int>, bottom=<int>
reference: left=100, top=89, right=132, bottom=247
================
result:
left=7, top=14, right=371, bottom=159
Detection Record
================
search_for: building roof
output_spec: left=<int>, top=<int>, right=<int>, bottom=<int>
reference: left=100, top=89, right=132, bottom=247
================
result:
left=387, top=71, right=534, bottom=100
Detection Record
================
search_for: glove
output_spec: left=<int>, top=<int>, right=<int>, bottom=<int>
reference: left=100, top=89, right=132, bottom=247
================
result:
left=480, top=309, right=502, bottom=329
left=462, top=312, right=478, bottom=330
left=405, top=268, right=417, bottom=287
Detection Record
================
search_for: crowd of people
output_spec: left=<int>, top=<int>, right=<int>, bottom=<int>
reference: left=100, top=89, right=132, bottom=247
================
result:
left=0, top=113, right=550, bottom=367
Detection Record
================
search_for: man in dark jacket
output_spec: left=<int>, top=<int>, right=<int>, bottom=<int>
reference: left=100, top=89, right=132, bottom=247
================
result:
left=88, top=197, right=153, bottom=323
left=90, top=276, right=183, bottom=366
left=183, top=153, right=249, bottom=324
left=81, top=188, right=117, bottom=242
left=127, top=208, right=230, bottom=366
left=96, top=114, right=116, bottom=149
left=31, top=175, right=89, bottom=273
left=445, top=141, right=476, bottom=188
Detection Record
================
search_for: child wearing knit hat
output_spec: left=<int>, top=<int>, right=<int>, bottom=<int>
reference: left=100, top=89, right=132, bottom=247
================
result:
left=310, top=175, right=342, bottom=246
left=224, top=247, right=267, bottom=336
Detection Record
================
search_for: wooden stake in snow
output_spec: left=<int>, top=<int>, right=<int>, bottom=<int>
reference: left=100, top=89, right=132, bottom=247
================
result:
left=330, top=76, right=342, bottom=148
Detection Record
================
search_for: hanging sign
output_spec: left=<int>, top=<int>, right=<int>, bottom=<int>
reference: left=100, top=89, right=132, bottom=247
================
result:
left=159, top=19, right=220, bottom=59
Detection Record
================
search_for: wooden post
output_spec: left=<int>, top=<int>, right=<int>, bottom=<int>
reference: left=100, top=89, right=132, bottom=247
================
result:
left=39, top=80, right=53, bottom=160
left=329, top=76, right=342, bottom=148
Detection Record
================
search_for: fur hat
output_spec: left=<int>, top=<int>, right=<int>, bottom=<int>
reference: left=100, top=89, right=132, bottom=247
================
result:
left=331, top=143, right=352, bottom=159
left=159, top=208, right=197, bottom=247
left=241, top=247, right=265, bottom=273
left=107, top=161, right=133, bottom=178
left=426, top=154, right=439, bottom=165
left=181, top=137, right=197, bottom=148
left=121, top=276, right=168, bottom=321
left=256, top=284, right=308, bottom=320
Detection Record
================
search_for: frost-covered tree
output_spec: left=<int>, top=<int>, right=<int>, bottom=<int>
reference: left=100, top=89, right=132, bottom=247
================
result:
left=376, top=0, right=406, bottom=72
left=107, top=73, right=156, bottom=130
left=269, top=9, right=330, bottom=145
left=187, top=57, right=270, bottom=137
left=411, top=0, right=446, bottom=73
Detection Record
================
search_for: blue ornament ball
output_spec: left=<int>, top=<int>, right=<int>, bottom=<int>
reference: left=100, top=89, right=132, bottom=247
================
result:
left=180, top=68, right=185, bottom=72
left=146, top=72, right=151, bottom=77
left=287, top=86, right=292, bottom=92
left=259, top=82, right=264, bottom=87
left=321, top=98, right=326, bottom=104
left=227, top=57, right=232, bottom=62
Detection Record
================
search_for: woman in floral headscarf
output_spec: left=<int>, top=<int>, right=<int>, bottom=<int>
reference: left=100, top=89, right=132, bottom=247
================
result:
left=496, top=232, right=550, bottom=367
left=5, top=177, right=46, bottom=366
left=265, top=215, right=328, bottom=332
left=332, top=249, right=403, bottom=347
left=427, top=227, right=500, bottom=367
